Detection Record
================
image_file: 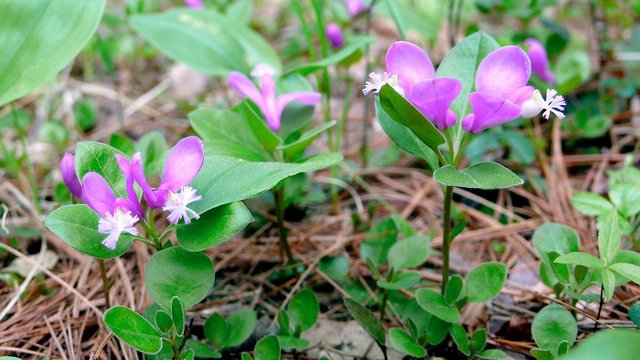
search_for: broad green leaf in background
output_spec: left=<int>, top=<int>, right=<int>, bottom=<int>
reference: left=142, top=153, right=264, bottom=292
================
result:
left=532, top=223, right=580, bottom=268
left=253, top=335, right=280, bottom=360
left=387, top=235, right=431, bottom=271
left=189, top=153, right=343, bottom=215
left=104, top=306, right=163, bottom=354
left=130, top=9, right=280, bottom=76
left=598, top=211, right=621, bottom=262
left=571, top=192, right=614, bottom=216
left=224, top=308, right=257, bottom=348
left=561, top=329, right=640, bottom=360
left=378, top=84, right=445, bottom=156
left=190, top=107, right=273, bottom=162
left=434, top=162, right=523, bottom=189
left=465, top=262, right=507, bottom=302
left=45, top=204, right=133, bottom=259
left=145, top=247, right=215, bottom=310
left=416, top=289, right=460, bottom=322
left=375, top=97, right=439, bottom=171
left=531, top=304, right=577, bottom=354
left=74, top=141, right=127, bottom=198
left=389, top=328, right=426, bottom=357
left=204, top=313, right=228, bottom=349
left=288, top=289, right=319, bottom=333
left=554, top=46, right=591, bottom=94
left=176, top=202, right=253, bottom=252
left=628, top=303, right=640, bottom=327
left=343, top=298, right=386, bottom=346
left=0, top=0, right=106, bottom=106
left=435, top=31, right=500, bottom=148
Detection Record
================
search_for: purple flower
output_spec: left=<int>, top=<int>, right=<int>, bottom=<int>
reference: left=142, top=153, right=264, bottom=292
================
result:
left=461, top=46, right=566, bottom=133
left=524, top=38, right=555, bottom=83
left=345, top=0, right=368, bottom=17
left=228, top=64, right=321, bottom=131
left=364, top=41, right=462, bottom=130
left=82, top=172, right=140, bottom=249
left=61, top=153, right=83, bottom=200
left=326, top=23, right=344, bottom=48
left=131, top=136, right=204, bottom=224
left=184, top=0, right=204, bottom=9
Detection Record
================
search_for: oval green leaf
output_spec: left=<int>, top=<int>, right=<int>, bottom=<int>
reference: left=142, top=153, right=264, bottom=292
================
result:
left=389, top=328, right=426, bottom=358
left=415, top=289, right=460, bottom=323
left=104, top=306, right=163, bottom=354
left=176, top=202, right=253, bottom=251
left=145, top=247, right=215, bottom=310
left=434, top=162, right=523, bottom=189
left=531, top=304, right=577, bottom=353
left=254, top=335, right=280, bottom=360
left=387, top=235, right=431, bottom=271
left=465, top=262, right=507, bottom=303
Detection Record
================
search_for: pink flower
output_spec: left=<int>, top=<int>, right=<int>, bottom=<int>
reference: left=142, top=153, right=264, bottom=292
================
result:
left=524, top=38, right=556, bottom=83
left=326, top=23, right=345, bottom=48
left=184, top=0, right=204, bottom=9
left=345, top=0, right=368, bottom=17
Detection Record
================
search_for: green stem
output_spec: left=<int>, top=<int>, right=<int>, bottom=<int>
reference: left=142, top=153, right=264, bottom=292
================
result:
left=441, top=185, right=454, bottom=294
left=275, top=186, right=294, bottom=265
left=97, top=259, right=111, bottom=308
left=378, top=270, right=394, bottom=322
left=170, top=340, right=180, bottom=360
left=141, top=213, right=162, bottom=250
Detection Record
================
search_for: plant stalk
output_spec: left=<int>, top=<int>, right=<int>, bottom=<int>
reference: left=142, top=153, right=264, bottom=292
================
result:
left=275, top=186, right=294, bottom=264
left=441, top=185, right=454, bottom=293
left=595, top=283, right=604, bottom=331
left=97, top=259, right=111, bottom=308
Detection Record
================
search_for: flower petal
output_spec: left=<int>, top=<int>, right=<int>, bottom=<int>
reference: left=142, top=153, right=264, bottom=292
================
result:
left=259, top=72, right=279, bottom=130
left=115, top=154, right=143, bottom=218
left=524, top=38, right=555, bottom=83
left=228, top=71, right=265, bottom=109
left=60, top=153, right=83, bottom=199
left=475, top=46, right=531, bottom=98
left=386, top=41, right=435, bottom=92
left=408, top=77, right=462, bottom=129
left=462, top=92, right=522, bottom=133
left=160, top=136, right=204, bottom=192
left=345, top=0, right=368, bottom=17
left=274, top=92, right=321, bottom=131
left=81, top=172, right=117, bottom=217
left=131, top=152, right=163, bottom=208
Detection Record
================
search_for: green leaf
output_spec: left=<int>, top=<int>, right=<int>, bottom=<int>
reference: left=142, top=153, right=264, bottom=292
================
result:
left=499, top=130, right=535, bottom=165
left=104, top=306, right=163, bottom=354
left=44, top=204, right=133, bottom=259
left=532, top=223, right=580, bottom=268
left=136, top=131, right=166, bottom=177
left=155, top=310, right=173, bottom=333
left=275, top=336, right=309, bottom=350
left=554, top=46, right=591, bottom=94
left=190, top=153, right=342, bottom=215
left=74, top=141, right=127, bottom=198
left=39, top=120, right=69, bottom=147
left=609, top=263, right=640, bottom=285
left=387, top=235, right=431, bottom=271
left=288, top=36, right=373, bottom=75
left=465, top=262, right=507, bottom=303
left=241, top=353, right=253, bottom=360
left=172, top=297, right=185, bottom=337
left=378, top=84, right=445, bottom=155
left=277, top=121, right=337, bottom=161
left=74, top=99, right=98, bottom=131
left=561, top=329, right=640, bottom=360
left=571, top=192, right=613, bottom=216
left=145, top=247, right=215, bottom=310
left=110, top=134, right=136, bottom=156
left=554, top=252, right=605, bottom=268
left=477, top=349, right=510, bottom=359
left=470, top=328, right=487, bottom=352
left=377, top=271, right=422, bottom=290
left=254, top=335, right=280, bottom=360
left=434, top=162, right=523, bottom=189
left=238, top=102, right=281, bottom=154
left=184, top=339, right=221, bottom=359
left=288, top=289, right=319, bottom=333
left=389, top=328, right=426, bottom=358
left=435, top=31, right=500, bottom=145
left=628, top=303, right=640, bottom=327
left=415, top=289, right=460, bottom=323
left=190, top=107, right=272, bottom=162
left=130, top=9, right=280, bottom=75
left=0, top=0, right=106, bottom=106
left=181, top=348, right=195, bottom=360
left=449, top=324, right=470, bottom=356
left=531, top=304, right=577, bottom=353
left=602, top=268, right=616, bottom=301
left=383, top=0, right=407, bottom=39
left=444, top=275, right=466, bottom=306
left=176, top=202, right=253, bottom=251
left=204, top=313, right=228, bottom=349
left=343, top=298, right=385, bottom=345
left=598, top=211, right=621, bottom=262
left=609, top=184, right=640, bottom=218
left=375, top=97, right=439, bottom=171
left=224, top=308, right=257, bottom=348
